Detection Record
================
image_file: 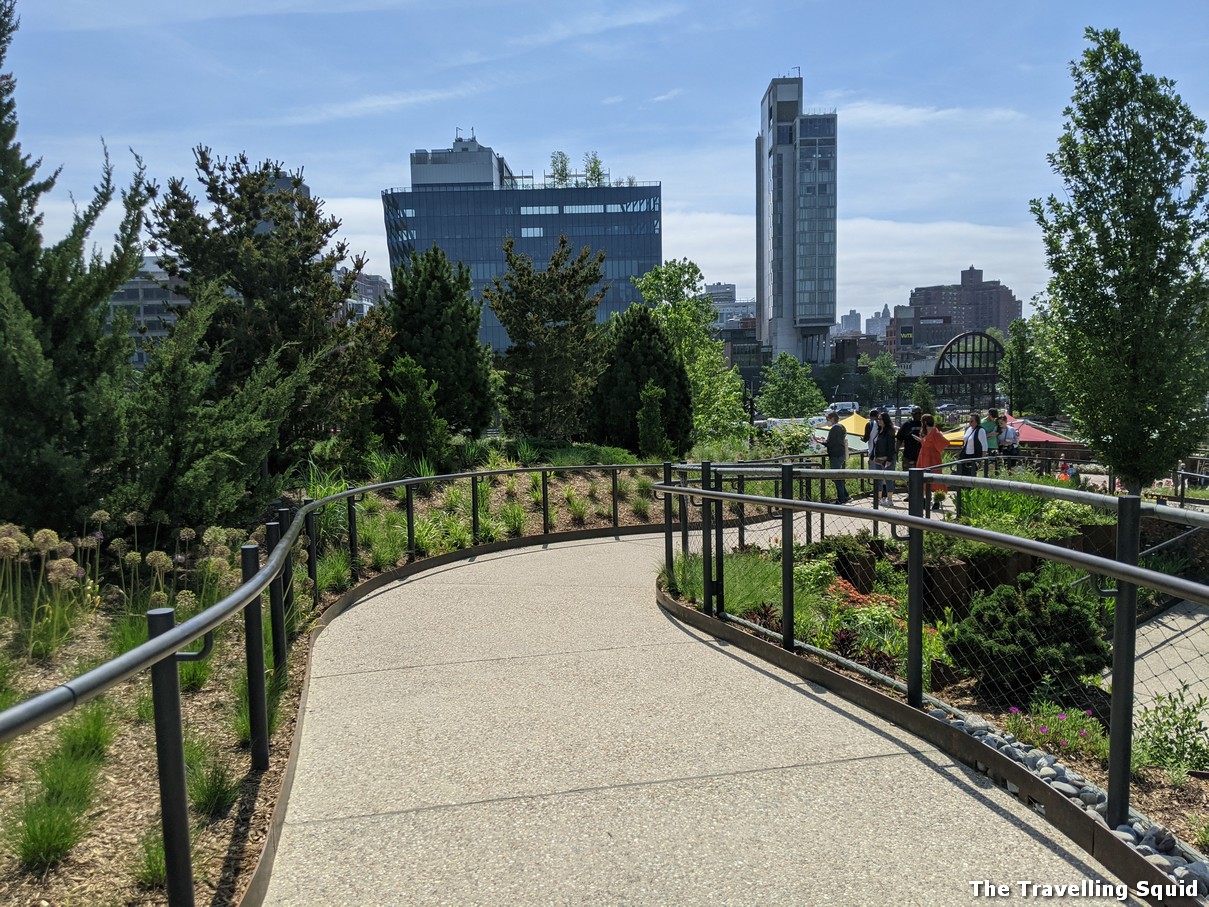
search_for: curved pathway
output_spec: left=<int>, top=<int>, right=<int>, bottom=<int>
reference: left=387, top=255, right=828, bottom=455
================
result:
left=265, top=536, right=1137, bottom=906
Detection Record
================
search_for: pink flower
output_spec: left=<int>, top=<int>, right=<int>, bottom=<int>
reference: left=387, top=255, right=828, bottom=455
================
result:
left=1085, top=710, right=1093, bottom=716
left=1057, top=713, right=1066, bottom=720
left=1039, top=726, right=1048, bottom=734
left=1009, top=706, right=1020, bottom=714
left=1078, top=729, right=1087, bottom=737
left=1060, top=739, right=1069, bottom=747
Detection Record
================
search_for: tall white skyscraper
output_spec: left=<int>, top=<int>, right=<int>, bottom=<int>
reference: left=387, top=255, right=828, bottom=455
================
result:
left=756, top=77, right=837, bottom=364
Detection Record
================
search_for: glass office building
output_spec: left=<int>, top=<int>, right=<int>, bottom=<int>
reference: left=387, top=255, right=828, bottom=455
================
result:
left=756, top=77, right=837, bottom=364
left=382, top=136, right=662, bottom=351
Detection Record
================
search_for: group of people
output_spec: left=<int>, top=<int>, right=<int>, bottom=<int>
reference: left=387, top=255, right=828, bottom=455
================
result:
left=822, top=406, right=1021, bottom=505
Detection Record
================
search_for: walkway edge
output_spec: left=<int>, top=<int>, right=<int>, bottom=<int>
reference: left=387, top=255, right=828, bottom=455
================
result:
left=655, top=587, right=1199, bottom=907
left=237, top=524, right=664, bottom=907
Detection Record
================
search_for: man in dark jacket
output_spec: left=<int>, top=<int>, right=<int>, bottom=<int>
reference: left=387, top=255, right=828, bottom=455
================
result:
left=897, top=406, right=923, bottom=472
left=824, top=411, right=849, bottom=504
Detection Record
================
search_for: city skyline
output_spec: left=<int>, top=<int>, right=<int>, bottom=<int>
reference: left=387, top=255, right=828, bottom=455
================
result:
left=9, top=1, right=1208, bottom=321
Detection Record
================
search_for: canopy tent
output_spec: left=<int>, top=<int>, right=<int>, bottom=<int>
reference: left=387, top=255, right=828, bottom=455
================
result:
left=944, top=419, right=1084, bottom=449
left=839, top=413, right=868, bottom=436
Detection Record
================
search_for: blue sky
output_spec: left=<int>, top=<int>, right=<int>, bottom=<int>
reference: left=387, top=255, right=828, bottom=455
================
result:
left=9, top=0, right=1209, bottom=320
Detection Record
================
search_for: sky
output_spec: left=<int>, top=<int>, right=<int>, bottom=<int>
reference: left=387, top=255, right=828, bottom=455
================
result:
left=8, top=0, right=1209, bottom=322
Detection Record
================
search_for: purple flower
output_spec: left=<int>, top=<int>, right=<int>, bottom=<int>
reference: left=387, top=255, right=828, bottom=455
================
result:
left=1009, top=706, right=1020, bottom=714
left=1085, top=709, right=1093, bottom=716
left=1078, top=729, right=1087, bottom=737
left=1057, top=713, right=1066, bottom=720
left=1060, top=739, right=1068, bottom=747
left=1039, top=726, right=1048, bottom=734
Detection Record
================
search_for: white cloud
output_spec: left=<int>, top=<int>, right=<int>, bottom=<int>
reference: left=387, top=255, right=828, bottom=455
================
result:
left=263, top=81, right=499, bottom=127
left=601, top=96, right=625, bottom=105
left=25, top=0, right=417, bottom=31
left=324, top=197, right=392, bottom=276
left=836, top=100, right=1027, bottom=130
left=652, top=89, right=683, bottom=103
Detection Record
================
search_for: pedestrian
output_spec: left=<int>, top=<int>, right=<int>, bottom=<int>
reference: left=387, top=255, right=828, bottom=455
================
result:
left=863, top=408, right=879, bottom=459
left=896, top=406, right=923, bottom=471
left=917, top=413, right=949, bottom=506
left=958, top=413, right=987, bottom=477
left=981, top=408, right=1000, bottom=472
left=997, top=415, right=1019, bottom=469
left=824, top=411, right=849, bottom=504
left=871, top=410, right=897, bottom=506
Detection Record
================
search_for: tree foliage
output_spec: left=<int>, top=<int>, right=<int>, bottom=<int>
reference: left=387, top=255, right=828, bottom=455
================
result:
left=1031, top=28, right=1209, bottom=491
left=857, top=351, right=903, bottom=406
left=0, top=2, right=150, bottom=527
left=146, top=148, right=382, bottom=469
left=485, top=235, right=605, bottom=439
left=910, top=377, right=936, bottom=416
left=549, top=151, right=570, bottom=188
left=634, top=259, right=746, bottom=442
left=590, top=303, right=691, bottom=455
left=755, top=352, right=826, bottom=418
left=378, top=244, right=493, bottom=442
left=1000, top=316, right=1062, bottom=419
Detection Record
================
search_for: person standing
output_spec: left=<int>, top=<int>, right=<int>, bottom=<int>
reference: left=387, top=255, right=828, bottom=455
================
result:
left=998, top=415, right=1020, bottom=469
left=917, top=413, right=949, bottom=507
left=959, top=413, right=987, bottom=476
left=896, top=406, right=923, bottom=472
left=824, top=411, right=849, bottom=504
left=863, top=408, right=879, bottom=459
left=981, top=408, right=1000, bottom=471
left=871, top=410, right=897, bottom=506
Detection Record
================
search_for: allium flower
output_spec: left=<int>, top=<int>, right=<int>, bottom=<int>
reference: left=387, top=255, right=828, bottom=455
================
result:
left=202, top=527, right=226, bottom=548
left=175, top=590, right=197, bottom=611
left=32, top=529, right=60, bottom=553
left=178, top=528, right=196, bottom=543
left=56, top=541, right=75, bottom=559
left=211, top=545, right=231, bottom=561
left=145, top=550, right=173, bottom=572
left=150, top=511, right=169, bottom=525
left=89, top=510, right=111, bottom=524
left=125, top=511, right=144, bottom=527
left=124, top=551, right=143, bottom=569
left=0, top=537, right=19, bottom=559
left=109, top=538, right=128, bottom=555
left=78, top=535, right=98, bottom=550
left=149, top=591, right=169, bottom=608
left=46, top=558, right=78, bottom=586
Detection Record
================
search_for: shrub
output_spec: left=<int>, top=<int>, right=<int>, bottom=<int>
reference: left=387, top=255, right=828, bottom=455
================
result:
left=944, top=564, right=1112, bottom=705
left=58, top=701, right=113, bottom=765
left=1003, top=702, right=1109, bottom=760
left=188, top=753, right=240, bottom=820
left=630, top=496, right=650, bottom=520
left=1134, top=684, right=1209, bottom=770
left=134, top=827, right=167, bottom=888
left=9, top=794, right=84, bottom=871
left=568, top=497, right=589, bottom=525
left=500, top=502, right=527, bottom=537
left=315, top=549, right=351, bottom=594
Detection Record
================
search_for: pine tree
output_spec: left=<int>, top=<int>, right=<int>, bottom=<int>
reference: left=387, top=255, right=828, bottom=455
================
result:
left=0, top=1, right=150, bottom=528
left=378, top=245, right=493, bottom=440
left=485, top=235, right=605, bottom=439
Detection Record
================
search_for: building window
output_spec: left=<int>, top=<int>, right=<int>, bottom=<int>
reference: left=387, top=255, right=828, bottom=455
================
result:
left=563, top=204, right=604, bottom=214
left=521, top=227, right=544, bottom=238
left=521, top=205, right=558, bottom=215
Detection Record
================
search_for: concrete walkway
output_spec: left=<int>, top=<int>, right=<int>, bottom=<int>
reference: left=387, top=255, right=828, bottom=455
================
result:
left=264, top=536, right=1137, bottom=906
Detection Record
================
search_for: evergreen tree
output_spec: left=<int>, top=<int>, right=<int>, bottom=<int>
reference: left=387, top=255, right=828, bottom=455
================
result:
left=485, top=235, right=605, bottom=439
left=0, top=1, right=150, bottom=528
left=378, top=244, right=493, bottom=440
left=146, top=148, right=381, bottom=469
left=385, top=354, right=452, bottom=467
left=590, top=304, right=692, bottom=455
left=755, top=352, right=827, bottom=418
left=1031, top=28, right=1209, bottom=491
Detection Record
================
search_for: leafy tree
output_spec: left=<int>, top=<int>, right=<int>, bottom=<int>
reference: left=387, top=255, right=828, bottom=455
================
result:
left=146, top=148, right=381, bottom=470
left=637, top=381, right=673, bottom=460
left=485, top=235, right=605, bottom=439
left=755, top=352, right=826, bottom=418
left=108, top=284, right=303, bottom=526
left=590, top=303, right=691, bottom=455
left=858, top=351, right=903, bottom=406
left=911, top=377, right=936, bottom=416
left=0, top=1, right=150, bottom=528
left=1000, top=316, right=1062, bottom=419
left=634, top=259, right=746, bottom=442
left=378, top=245, right=493, bottom=441
left=1031, top=28, right=1209, bottom=492
left=583, top=151, right=605, bottom=187
left=549, top=151, right=570, bottom=187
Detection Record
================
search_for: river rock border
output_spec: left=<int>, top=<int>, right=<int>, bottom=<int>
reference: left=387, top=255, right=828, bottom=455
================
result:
left=930, top=708, right=1209, bottom=899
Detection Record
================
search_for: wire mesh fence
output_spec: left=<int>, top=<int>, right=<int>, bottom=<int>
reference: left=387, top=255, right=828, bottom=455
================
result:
left=661, top=462, right=1209, bottom=850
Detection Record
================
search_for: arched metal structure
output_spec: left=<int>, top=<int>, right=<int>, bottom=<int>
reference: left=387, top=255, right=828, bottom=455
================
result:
left=894, top=331, right=1005, bottom=412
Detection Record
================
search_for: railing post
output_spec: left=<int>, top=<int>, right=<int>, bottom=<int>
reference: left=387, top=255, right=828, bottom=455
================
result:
left=805, top=475, right=814, bottom=546
left=265, top=521, right=287, bottom=676
left=347, top=495, right=359, bottom=583
left=612, top=468, right=620, bottom=529
left=713, top=468, right=725, bottom=616
left=240, top=544, right=270, bottom=772
left=304, top=503, right=318, bottom=611
left=147, top=608, right=195, bottom=907
left=276, top=506, right=295, bottom=617
left=663, top=462, right=677, bottom=595
left=405, top=484, right=416, bottom=561
left=542, top=470, right=550, bottom=534
left=781, top=463, right=795, bottom=650
left=702, top=461, right=713, bottom=617
left=736, top=473, right=746, bottom=550
left=471, top=476, right=480, bottom=544
left=679, top=469, right=689, bottom=555
left=1107, top=494, right=1141, bottom=829
left=906, top=468, right=925, bottom=708
left=955, top=485, right=963, bottom=520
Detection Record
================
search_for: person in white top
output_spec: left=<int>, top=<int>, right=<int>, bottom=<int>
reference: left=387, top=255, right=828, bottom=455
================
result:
left=997, top=415, right=1020, bottom=469
left=958, top=413, right=988, bottom=477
